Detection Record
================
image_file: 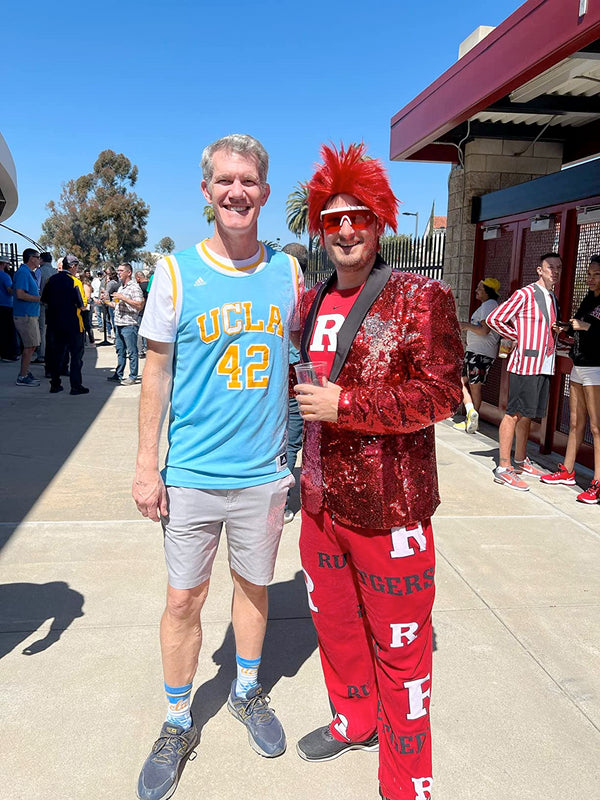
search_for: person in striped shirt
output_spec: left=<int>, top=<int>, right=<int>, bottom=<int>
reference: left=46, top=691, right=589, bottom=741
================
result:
left=486, top=252, right=563, bottom=491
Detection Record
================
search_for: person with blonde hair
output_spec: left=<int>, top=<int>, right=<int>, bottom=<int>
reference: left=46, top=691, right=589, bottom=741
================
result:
left=133, top=134, right=302, bottom=800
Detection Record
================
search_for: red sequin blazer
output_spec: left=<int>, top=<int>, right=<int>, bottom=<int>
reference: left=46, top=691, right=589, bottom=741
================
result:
left=299, top=257, right=463, bottom=529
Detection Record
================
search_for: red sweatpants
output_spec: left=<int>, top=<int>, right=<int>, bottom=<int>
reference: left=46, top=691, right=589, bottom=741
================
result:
left=300, top=508, right=435, bottom=800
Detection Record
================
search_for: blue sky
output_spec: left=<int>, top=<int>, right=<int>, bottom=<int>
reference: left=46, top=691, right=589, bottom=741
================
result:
left=2, top=0, right=523, bottom=255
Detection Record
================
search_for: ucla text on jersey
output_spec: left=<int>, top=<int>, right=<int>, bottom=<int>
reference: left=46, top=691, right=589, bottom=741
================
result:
left=162, top=241, right=301, bottom=489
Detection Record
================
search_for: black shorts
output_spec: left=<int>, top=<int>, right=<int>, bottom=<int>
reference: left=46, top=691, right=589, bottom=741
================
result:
left=462, top=351, right=495, bottom=385
left=506, top=373, right=551, bottom=419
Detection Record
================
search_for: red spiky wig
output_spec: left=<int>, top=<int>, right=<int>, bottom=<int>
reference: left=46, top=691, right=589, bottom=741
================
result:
left=307, top=142, right=399, bottom=237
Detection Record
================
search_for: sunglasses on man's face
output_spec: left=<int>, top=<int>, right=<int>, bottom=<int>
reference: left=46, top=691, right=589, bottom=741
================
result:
left=320, top=206, right=377, bottom=233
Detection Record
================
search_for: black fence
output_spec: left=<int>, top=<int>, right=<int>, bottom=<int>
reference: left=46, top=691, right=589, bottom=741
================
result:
left=305, top=233, right=445, bottom=287
left=0, top=242, right=19, bottom=272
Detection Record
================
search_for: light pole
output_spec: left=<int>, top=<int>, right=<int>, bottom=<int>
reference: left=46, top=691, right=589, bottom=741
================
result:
left=402, top=211, right=419, bottom=241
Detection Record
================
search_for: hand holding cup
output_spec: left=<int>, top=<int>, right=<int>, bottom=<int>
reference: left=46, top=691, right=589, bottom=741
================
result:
left=294, top=362, right=341, bottom=423
left=294, top=361, right=328, bottom=386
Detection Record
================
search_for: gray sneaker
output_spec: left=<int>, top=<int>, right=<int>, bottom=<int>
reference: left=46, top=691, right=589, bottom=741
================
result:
left=137, top=721, right=199, bottom=800
left=296, top=724, right=378, bottom=762
left=227, top=680, right=286, bottom=757
left=16, top=374, right=40, bottom=387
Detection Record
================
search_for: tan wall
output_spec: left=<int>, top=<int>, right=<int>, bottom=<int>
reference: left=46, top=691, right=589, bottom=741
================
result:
left=444, top=138, right=563, bottom=321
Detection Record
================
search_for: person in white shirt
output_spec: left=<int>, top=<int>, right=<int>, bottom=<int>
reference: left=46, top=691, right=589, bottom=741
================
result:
left=91, top=270, right=104, bottom=328
left=454, top=277, right=500, bottom=433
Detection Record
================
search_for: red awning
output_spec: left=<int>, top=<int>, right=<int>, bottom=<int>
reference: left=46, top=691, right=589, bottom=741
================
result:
left=390, top=0, right=600, bottom=164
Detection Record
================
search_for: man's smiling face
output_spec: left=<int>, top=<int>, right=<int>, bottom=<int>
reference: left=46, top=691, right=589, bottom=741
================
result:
left=201, top=149, right=270, bottom=237
left=321, top=193, right=383, bottom=276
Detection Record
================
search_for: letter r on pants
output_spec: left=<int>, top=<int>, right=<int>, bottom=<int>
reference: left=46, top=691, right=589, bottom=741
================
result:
left=390, top=522, right=426, bottom=558
left=390, top=622, right=419, bottom=648
left=412, top=776, right=433, bottom=799
left=404, top=674, right=431, bottom=720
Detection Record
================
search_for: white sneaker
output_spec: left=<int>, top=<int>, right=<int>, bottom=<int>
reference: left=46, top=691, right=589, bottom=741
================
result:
left=465, top=408, right=479, bottom=433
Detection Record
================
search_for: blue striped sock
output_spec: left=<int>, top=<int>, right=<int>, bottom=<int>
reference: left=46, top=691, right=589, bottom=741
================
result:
left=235, top=654, right=261, bottom=698
left=164, top=682, right=193, bottom=730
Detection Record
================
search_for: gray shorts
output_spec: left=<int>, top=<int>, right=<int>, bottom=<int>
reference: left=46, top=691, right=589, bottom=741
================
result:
left=14, top=315, right=41, bottom=348
left=162, top=475, right=294, bottom=590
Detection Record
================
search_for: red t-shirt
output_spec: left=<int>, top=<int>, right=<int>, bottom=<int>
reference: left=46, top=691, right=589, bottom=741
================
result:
left=307, top=284, right=364, bottom=378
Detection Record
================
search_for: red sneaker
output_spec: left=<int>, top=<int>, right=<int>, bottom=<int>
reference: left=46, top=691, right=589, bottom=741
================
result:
left=576, top=480, right=600, bottom=505
left=540, top=464, right=576, bottom=485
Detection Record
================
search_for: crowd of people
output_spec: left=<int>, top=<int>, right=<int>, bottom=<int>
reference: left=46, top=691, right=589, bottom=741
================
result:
left=0, top=249, right=150, bottom=392
left=451, top=251, right=600, bottom=504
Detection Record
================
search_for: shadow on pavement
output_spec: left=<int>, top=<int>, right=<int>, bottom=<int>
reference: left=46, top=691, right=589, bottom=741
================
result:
left=0, top=580, right=84, bottom=659
left=469, top=446, right=499, bottom=464
left=0, top=345, right=120, bottom=550
left=189, top=570, right=436, bottom=738
left=190, top=570, right=317, bottom=734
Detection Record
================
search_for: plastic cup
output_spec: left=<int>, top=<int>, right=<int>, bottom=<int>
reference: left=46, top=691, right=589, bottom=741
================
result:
left=498, top=338, right=513, bottom=358
left=294, top=361, right=328, bottom=386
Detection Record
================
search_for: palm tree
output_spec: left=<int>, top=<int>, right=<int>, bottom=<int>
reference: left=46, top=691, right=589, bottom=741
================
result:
left=261, top=239, right=281, bottom=251
left=203, top=205, right=215, bottom=225
left=286, top=182, right=309, bottom=238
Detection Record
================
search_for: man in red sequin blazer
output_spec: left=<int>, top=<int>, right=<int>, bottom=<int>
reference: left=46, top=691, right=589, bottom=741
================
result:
left=294, top=143, right=462, bottom=800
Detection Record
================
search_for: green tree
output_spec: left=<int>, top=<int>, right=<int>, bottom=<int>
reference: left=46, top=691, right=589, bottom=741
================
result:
left=138, top=251, right=159, bottom=270
left=380, top=234, right=412, bottom=245
left=40, top=150, right=149, bottom=268
left=203, top=205, right=215, bottom=225
left=286, top=182, right=309, bottom=238
left=155, top=236, right=175, bottom=254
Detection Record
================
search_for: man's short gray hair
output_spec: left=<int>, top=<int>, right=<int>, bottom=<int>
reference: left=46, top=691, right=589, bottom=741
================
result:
left=201, top=134, right=269, bottom=186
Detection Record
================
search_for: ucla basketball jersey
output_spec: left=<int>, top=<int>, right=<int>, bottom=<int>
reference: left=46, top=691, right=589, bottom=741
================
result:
left=163, top=241, right=300, bottom=489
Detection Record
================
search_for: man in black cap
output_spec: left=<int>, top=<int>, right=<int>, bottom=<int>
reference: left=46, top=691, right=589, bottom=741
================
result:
left=42, top=254, right=89, bottom=395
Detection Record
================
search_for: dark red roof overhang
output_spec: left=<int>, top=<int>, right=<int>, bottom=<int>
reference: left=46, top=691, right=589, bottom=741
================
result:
left=390, top=0, right=600, bottom=163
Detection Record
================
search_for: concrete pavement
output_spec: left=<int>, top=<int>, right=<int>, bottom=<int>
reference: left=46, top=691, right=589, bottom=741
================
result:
left=0, top=341, right=599, bottom=800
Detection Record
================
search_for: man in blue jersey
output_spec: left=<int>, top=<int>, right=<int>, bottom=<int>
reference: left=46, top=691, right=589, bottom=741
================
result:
left=133, top=134, right=302, bottom=800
